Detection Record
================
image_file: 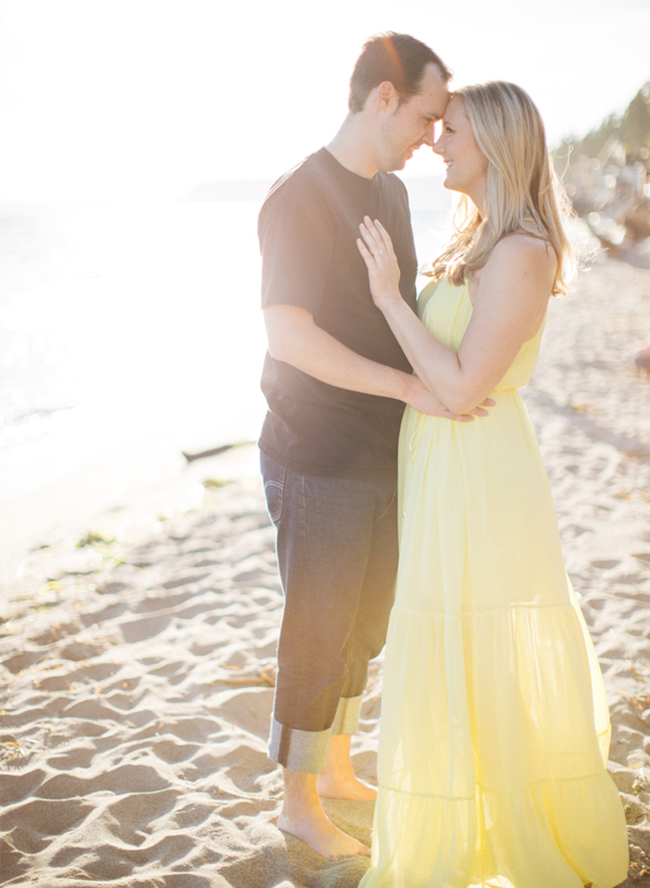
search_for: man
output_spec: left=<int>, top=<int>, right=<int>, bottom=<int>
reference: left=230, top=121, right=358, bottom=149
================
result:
left=259, top=33, right=484, bottom=860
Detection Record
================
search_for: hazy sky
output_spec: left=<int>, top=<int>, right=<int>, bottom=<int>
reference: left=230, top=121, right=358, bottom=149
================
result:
left=1, top=0, right=649, bottom=201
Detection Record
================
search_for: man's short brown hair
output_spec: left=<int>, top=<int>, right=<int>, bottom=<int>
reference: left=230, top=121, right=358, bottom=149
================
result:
left=349, top=32, right=451, bottom=113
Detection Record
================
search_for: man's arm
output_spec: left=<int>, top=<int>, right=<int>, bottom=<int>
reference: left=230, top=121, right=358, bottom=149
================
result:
left=264, top=304, right=490, bottom=420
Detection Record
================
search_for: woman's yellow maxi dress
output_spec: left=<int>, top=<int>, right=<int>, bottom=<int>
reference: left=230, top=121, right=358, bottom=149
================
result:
left=359, top=280, right=629, bottom=888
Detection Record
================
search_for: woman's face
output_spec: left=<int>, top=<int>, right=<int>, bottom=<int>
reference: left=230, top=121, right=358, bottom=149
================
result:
left=433, top=97, right=488, bottom=207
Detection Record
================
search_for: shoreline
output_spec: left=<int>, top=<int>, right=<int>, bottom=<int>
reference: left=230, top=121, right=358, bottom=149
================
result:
left=0, top=440, right=261, bottom=609
left=1, top=258, right=650, bottom=886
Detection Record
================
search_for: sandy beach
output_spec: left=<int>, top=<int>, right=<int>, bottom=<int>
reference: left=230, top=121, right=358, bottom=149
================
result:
left=1, top=256, right=650, bottom=887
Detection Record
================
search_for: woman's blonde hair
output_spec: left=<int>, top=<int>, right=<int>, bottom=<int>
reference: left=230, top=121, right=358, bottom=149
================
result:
left=429, top=81, right=575, bottom=296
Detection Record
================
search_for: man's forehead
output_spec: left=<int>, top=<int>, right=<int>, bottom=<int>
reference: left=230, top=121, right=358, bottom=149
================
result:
left=424, top=93, right=449, bottom=120
left=412, top=64, right=450, bottom=117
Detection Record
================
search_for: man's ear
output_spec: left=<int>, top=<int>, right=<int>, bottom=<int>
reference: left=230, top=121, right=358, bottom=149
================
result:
left=376, top=80, right=399, bottom=111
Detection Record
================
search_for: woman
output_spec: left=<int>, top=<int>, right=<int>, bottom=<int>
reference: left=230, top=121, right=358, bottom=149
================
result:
left=356, top=82, right=629, bottom=888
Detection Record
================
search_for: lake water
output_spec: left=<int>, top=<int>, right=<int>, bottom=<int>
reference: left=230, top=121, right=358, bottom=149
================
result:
left=0, top=190, right=452, bottom=504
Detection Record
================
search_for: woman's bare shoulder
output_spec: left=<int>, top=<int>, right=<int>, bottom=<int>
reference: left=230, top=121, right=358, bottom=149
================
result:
left=494, top=231, right=553, bottom=258
left=487, top=233, right=556, bottom=277
left=471, top=235, right=556, bottom=310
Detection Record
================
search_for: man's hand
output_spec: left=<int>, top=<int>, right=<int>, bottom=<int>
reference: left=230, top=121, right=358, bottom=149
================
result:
left=406, top=375, right=494, bottom=421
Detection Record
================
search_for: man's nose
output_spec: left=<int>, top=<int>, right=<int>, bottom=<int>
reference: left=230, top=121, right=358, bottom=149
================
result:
left=432, top=133, right=444, bottom=155
left=422, top=125, right=435, bottom=147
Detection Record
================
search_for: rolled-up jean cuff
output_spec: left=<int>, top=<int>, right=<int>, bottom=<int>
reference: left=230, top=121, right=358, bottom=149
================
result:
left=268, top=695, right=363, bottom=773
left=332, top=693, right=362, bottom=736
left=268, top=718, right=331, bottom=773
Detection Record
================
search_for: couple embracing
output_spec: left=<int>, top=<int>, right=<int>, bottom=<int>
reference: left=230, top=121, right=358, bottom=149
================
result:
left=258, top=32, right=628, bottom=888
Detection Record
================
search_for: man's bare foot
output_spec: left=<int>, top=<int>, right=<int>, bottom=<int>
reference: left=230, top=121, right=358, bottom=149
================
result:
left=280, top=768, right=370, bottom=860
left=278, top=805, right=370, bottom=861
left=316, top=768, right=377, bottom=800
left=316, top=733, right=377, bottom=801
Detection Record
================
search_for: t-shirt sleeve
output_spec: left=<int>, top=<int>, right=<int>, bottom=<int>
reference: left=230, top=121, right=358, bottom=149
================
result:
left=259, top=191, right=335, bottom=316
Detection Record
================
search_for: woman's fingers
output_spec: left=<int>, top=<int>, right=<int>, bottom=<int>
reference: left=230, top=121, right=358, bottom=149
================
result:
left=373, top=219, right=394, bottom=254
left=357, top=218, right=401, bottom=308
left=356, top=236, right=374, bottom=267
left=360, top=217, right=396, bottom=262
left=358, top=226, right=377, bottom=255
left=359, top=217, right=384, bottom=255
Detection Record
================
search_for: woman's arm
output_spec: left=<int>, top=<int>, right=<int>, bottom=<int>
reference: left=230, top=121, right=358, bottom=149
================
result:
left=357, top=218, right=555, bottom=415
left=264, top=303, right=491, bottom=420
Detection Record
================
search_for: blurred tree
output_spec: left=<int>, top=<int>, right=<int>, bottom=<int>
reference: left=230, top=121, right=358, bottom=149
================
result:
left=560, top=83, right=650, bottom=183
left=557, top=83, right=650, bottom=224
left=579, top=115, right=620, bottom=158
left=619, top=84, right=650, bottom=155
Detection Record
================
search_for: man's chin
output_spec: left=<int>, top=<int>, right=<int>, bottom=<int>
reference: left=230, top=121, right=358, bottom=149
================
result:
left=388, top=157, right=408, bottom=173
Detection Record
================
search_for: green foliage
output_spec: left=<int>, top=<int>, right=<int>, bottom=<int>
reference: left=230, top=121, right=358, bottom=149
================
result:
left=581, top=115, right=620, bottom=158
left=76, top=530, right=114, bottom=548
left=620, top=87, right=650, bottom=150
left=565, top=83, right=650, bottom=161
left=202, top=478, right=230, bottom=489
